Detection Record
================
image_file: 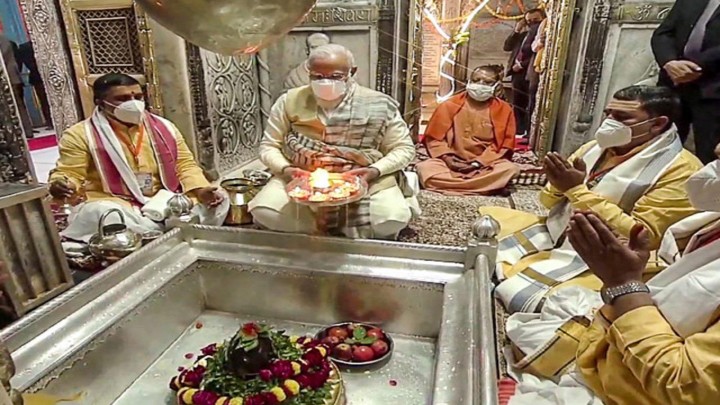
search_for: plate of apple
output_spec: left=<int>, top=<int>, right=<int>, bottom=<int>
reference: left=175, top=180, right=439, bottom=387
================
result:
left=315, top=322, right=393, bottom=368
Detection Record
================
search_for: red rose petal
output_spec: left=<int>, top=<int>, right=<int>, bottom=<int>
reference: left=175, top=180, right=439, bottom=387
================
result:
left=389, top=379, right=398, bottom=386
left=184, top=353, right=194, bottom=359
left=177, top=366, right=186, bottom=372
left=195, top=322, right=203, bottom=329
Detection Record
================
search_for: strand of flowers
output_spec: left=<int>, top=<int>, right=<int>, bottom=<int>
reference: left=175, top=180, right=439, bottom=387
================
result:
left=170, top=337, right=333, bottom=405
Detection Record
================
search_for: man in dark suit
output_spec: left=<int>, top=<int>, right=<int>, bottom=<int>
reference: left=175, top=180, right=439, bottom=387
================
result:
left=652, top=0, right=720, bottom=164
left=503, top=8, right=546, bottom=137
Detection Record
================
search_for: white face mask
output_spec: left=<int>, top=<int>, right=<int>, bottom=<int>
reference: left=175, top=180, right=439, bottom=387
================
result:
left=594, top=118, right=651, bottom=149
left=106, top=99, right=145, bottom=125
left=311, top=79, right=347, bottom=101
left=466, top=83, right=497, bottom=102
left=686, top=160, right=720, bottom=212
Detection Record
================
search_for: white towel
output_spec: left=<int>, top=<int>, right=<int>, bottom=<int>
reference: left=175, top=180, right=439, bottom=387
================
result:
left=141, top=189, right=175, bottom=222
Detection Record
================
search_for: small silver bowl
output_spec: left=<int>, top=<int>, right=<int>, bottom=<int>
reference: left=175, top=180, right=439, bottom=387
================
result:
left=315, top=322, right=394, bottom=370
left=141, top=230, right=163, bottom=246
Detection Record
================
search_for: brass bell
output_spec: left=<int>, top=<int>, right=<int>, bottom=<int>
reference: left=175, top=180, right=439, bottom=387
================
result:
left=135, top=0, right=318, bottom=55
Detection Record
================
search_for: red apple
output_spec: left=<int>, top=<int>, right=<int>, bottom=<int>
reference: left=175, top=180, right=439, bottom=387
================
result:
left=367, top=328, right=385, bottom=340
left=328, top=326, right=349, bottom=340
left=322, top=336, right=340, bottom=348
left=333, top=343, right=353, bottom=361
left=347, top=323, right=365, bottom=335
left=352, top=345, right=375, bottom=362
left=371, top=340, right=389, bottom=356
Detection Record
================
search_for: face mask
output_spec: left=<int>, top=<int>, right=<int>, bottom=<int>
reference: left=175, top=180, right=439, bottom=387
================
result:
left=686, top=160, right=720, bottom=212
left=106, top=99, right=145, bottom=125
left=311, top=79, right=347, bottom=101
left=594, top=118, right=651, bottom=149
left=466, top=83, right=496, bottom=102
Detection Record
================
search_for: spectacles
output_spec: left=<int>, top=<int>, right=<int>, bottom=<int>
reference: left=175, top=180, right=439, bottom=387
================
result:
left=309, top=72, right=348, bottom=81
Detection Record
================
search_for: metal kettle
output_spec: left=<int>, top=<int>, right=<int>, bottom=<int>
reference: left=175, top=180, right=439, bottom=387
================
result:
left=88, top=208, right=142, bottom=263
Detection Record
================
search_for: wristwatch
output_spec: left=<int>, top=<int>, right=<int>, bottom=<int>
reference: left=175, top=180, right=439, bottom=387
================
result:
left=600, top=281, right=650, bottom=304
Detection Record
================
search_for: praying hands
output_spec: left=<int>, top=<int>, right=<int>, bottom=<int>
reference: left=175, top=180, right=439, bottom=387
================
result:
left=543, top=152, right=587, bottom=192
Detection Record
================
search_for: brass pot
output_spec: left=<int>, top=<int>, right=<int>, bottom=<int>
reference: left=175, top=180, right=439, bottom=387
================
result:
left=88, top=209, right=142, bottom=262
left=221, top=179, right=255, bottom=225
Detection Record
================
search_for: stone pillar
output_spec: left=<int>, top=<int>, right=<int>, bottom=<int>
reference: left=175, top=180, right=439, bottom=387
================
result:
left=147, top=20, right=198, bottom=154
left=0, top=51, right=34, bottom=184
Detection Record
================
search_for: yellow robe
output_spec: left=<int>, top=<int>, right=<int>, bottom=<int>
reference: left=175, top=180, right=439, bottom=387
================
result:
left=483, top=141, right=702, bottom=291
left=49, top=118, right=210, bottom=207
left=577, top=306, right=720, bottom=405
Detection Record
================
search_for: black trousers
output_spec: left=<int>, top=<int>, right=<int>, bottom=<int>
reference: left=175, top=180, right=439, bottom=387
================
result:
left=510, top=73, right=529, bottom=135
left=676, top=97, right=720, bottom=164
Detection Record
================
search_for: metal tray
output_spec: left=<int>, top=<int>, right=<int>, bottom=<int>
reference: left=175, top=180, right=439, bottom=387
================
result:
left=5, top=226, right=500, bottom=404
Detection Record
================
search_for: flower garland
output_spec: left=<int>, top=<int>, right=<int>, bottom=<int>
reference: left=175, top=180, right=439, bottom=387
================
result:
left=170, top=325, right=335, bottom=405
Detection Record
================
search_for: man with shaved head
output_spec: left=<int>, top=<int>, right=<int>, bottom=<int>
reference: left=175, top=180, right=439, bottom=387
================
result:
left=284, top=32, right=331, bottom=90
left=250, top=44, right=417, bottom=239
left=481, top=85, right=703, bottom=314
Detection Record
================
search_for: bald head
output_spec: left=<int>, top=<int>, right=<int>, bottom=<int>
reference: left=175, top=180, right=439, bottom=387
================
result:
left=306, top=33, right=330, bottom=52
left=308, top=44, right=356, bottom=72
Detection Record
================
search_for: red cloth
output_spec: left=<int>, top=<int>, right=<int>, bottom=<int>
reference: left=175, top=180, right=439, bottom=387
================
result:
left=498, top=377, right=517, bottom=405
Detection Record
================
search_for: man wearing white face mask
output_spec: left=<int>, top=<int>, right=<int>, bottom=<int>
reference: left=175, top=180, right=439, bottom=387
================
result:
left=48, top=73, right=228, bottom=242
left=482, top=85, right=703, bottom=315
left=250, top=44, right=418, bottom=239
left=561, top=145, right=720, bottom=404
left=416, top=64, right=519, bottom=195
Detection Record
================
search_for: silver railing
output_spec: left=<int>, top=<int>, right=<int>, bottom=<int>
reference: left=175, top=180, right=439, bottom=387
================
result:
left=467, top=215, right=501, bottom=405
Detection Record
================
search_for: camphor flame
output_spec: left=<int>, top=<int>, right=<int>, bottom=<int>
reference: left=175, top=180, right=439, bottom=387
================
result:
left=309, top=168, right=331, bottom=189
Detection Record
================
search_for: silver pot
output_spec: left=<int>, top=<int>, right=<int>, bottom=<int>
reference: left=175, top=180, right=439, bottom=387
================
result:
left=88, top=209, right=142, bottom=263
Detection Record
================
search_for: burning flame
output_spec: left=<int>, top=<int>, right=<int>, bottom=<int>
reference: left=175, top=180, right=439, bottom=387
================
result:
left=309, top=168, right=331, bottom=189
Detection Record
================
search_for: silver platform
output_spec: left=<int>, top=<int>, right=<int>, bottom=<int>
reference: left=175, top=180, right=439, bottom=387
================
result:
left=3, top=226, right=499, bottom=404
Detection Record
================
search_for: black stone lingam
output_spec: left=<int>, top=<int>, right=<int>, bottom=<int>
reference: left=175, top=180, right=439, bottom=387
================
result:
left=225, top=324, right=276, bottom=378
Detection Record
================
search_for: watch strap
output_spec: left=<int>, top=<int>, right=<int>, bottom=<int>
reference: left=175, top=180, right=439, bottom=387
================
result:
left=601, top=281, right=650, bottom=304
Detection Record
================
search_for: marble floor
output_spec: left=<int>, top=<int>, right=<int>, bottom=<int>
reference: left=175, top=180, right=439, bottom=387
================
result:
left=30, top=144, right=59, bottom=184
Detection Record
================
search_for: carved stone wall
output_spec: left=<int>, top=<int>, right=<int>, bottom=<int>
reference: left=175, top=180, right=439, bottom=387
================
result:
left=19, top=0, right=81, bottom=132
left=554, top=0, right=674, bottom=155
left=193, top=50, right=263, bottom=176
left=0, top=52, right=33, bottom=183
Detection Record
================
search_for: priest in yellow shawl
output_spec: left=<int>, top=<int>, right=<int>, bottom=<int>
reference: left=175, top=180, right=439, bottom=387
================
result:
left=48, top=73, right=228, bottom=242
left=416, top=64, right=520, bottom=195
left=567, top=148, right=720, bottom=404
left=249, top=44, right=418, bottom=239
left=487, top=85, right=702, bottom=314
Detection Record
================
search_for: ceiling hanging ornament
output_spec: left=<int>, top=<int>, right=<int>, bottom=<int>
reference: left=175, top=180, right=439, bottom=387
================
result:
left=135, top=0, right=318, bottom=55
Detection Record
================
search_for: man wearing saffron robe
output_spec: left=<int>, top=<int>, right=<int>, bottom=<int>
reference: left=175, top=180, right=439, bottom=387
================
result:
left=249, top=44, right=418, bottom=240
left=483, top=85, right=702, bottom=314
left=283, top=33, right=331, bottom=91
left=48, top=73, right=228, bottom=241
left=568, top=147, right=720, bottom=404
left=416, top=65, right=519, bottom=195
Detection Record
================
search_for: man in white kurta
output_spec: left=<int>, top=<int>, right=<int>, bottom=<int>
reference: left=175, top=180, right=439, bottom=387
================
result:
left=249, top=44, right=418, bottom=239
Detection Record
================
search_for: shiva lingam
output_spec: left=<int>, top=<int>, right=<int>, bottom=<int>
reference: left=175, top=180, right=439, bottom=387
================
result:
left=224, top=324, right=276, bottom=378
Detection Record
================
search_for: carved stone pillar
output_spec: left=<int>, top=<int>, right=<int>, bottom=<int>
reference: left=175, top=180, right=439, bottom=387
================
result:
left=147, top=20, right=197, bottom=153
left=554, top=1, right=674, bottom=155
left=19, top=0, right=82, bottom=132
left=0, top=51, right=34, bottom=184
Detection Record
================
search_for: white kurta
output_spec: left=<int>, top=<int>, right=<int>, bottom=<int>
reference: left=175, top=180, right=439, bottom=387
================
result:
left=249, top=89, right=420, bottom=239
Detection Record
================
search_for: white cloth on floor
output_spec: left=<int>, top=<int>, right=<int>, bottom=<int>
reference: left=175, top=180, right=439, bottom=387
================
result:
left=62, top=192, right=230, bottom=243
left=249, top=176, right=419, bottom=239
left=508, top=370, right=602, bottom=405
left=505, top=287, right=602, bottom=405
left=140, top=189, right=175, bottom=221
